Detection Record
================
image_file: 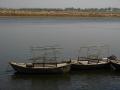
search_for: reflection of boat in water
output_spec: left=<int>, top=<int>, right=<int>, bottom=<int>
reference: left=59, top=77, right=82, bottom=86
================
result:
left=71, top=44, right=110, bottom=70
left=11, top=72, right=71, bottom=90
left=10, top=46, right=70, bottom=74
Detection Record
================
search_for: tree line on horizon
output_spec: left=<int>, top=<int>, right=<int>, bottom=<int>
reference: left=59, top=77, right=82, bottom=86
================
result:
left=0, top=7, right=120, bottom=17
left=0, top=7, right=120, bottom=12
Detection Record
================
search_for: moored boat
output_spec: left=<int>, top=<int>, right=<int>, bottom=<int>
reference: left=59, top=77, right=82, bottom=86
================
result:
left=9, top=62, right=70, bottom=74
left=107, top=55, right=120, bottom=70
left=71, top=44, right=110, bottom=70
left=9, top=46, right=71, bottom=74
left=71, top=57, right=109, bottom=70
left=109, top=61, right=120, bottom=70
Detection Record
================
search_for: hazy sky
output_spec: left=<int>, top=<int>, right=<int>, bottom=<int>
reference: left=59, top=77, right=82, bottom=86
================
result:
left=0, top=0, right=120, bottom=8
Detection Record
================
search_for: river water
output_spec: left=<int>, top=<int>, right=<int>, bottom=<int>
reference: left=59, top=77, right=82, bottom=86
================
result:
left=0, top=17, right=120, bottom=90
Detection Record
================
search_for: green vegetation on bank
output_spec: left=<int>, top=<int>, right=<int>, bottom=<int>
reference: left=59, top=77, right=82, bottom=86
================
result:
left=0, top=7, right=120, bottom=17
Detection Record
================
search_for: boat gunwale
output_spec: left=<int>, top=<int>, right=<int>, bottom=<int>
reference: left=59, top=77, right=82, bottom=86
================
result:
left=9, top=61, right=70, bottom=69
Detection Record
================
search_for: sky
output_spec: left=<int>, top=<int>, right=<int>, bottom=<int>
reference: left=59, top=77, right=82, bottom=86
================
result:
left=0, top=0, right=120, bottom=8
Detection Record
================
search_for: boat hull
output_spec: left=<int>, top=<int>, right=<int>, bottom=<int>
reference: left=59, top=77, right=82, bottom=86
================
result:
left=71, top=62, right=110, bottom=70
left=109, top=61, right=120, bottom=71
left=10, top=62, right=71, bottom=74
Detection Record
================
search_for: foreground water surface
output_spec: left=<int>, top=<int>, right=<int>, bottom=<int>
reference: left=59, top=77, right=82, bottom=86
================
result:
left=0, top=17, right=120, bottom=90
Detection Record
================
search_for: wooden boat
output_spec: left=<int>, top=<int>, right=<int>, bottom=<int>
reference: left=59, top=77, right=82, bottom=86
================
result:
left=71, top=44, right=110, bottom=70
left=109, top=60, right=120, bottom=70
left=107, top=55, right=120, bottom=70
left=9, top=46, right=71, bottom=74
left=9, top=62, right=70, bottom=74
left=71, top=57, right=110, bottom=70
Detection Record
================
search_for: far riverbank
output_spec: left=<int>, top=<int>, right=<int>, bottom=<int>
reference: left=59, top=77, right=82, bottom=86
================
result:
left=0, top=8, right=120, bottom=17
left=0, top=11, right=120, bottom=17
